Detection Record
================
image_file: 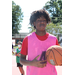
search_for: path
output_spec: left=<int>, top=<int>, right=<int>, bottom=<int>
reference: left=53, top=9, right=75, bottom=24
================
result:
left=12, top=55, right=26, bottom=75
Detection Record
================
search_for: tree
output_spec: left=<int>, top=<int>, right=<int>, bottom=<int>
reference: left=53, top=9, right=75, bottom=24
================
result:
left=46, top=23, right=62, bottom=36
left=44, top=0, right=62, bottom=25
left=28, top=26, right=36, bottom=33
left=46, top=23, right=62, bottom=39
left=12, top=1, right=24, bottom=34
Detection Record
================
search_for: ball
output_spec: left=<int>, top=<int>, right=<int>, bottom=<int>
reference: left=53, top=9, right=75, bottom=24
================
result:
left=45, top=45, right=62, bottom=66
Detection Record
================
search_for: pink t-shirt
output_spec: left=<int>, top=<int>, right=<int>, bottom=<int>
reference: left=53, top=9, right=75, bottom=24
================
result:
left=26, top=32, right=57, bottom=75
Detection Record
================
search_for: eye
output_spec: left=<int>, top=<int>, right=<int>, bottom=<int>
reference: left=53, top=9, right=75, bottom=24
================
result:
left=36, top=20, right=47, bottom=23
left=43, top=20, right=46, bottom=22
left=37, top=20, right=40, bottom=22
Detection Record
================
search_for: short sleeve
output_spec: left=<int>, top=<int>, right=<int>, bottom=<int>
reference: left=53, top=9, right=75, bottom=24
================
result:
left=20, top=36, right=28, bottom=55
left=56, top=38, right=59, bottom=45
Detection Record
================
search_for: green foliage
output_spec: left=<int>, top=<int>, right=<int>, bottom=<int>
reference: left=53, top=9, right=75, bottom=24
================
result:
left=28, top=26, right=36, bottom=33
left=12, top=1, right=24, bottom=34
left=44, top=0, right=62, bottom=25
left=46, top=23, right=62, bottom=36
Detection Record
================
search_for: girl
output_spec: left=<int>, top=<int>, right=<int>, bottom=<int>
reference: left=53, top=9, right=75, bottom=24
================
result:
left=20, top=9, right=58, bottom=75
left=15, top=41, right=24, bottom=75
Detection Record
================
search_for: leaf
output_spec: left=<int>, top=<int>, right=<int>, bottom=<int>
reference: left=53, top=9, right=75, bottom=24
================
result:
left=12, top=1, right=24, bottom=34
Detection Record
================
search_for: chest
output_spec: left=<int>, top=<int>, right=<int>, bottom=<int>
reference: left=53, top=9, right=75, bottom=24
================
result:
left=17, top=49, right=21, bottom=53
left=28, top=36, right=56, bottom=60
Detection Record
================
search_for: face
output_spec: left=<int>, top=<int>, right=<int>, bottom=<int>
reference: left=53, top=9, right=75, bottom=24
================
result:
left=18, top=43, right=22, bottom=48
left=34, top=16, right=47, bottom=31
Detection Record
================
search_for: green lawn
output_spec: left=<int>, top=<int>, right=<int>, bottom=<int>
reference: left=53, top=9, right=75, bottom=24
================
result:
left=13, top=46, right=18, bottom=49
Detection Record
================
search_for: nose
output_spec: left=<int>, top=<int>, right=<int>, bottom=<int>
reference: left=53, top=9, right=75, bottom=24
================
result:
left=40, top=20, right=45, bottom=23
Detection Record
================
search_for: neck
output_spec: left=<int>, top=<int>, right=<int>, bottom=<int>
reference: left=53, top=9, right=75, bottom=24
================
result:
left=35, top=30, right=46, bottom=36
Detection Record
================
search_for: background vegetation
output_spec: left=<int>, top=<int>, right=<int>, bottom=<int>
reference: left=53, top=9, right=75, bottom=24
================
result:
left=12, top=1, right=24, bottom=34
left=12, top=0, right=62, bottom=37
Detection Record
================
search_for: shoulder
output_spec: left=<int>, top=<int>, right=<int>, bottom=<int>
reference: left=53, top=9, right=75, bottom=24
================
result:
left=27, top=32, right=35, bottom=40
left=48, top=33, right=57, bottom=38
left=23, top=32, right=34, bottom=40
left=16, top=48, right=18, bottom=52
left=22, top=36, right=28, bottom=46
left=23, top=36, right=28, bottom=42
left=27, top=32, right=35, bottom=37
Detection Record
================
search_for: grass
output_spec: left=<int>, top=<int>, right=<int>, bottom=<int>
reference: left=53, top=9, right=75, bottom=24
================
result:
left=13, top=46, right=18, bottom=49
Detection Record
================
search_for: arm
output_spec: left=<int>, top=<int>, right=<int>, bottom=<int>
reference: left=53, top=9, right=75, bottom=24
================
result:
left=15, top=52, right=20, bottom=57
left=20, top=54, right=33, bottom=66
left=15, top=48, right=21, bottom=56
left=20, top=54, right=47, bottom=68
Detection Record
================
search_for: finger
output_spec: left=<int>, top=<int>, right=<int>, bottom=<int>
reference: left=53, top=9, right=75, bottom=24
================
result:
left=43, top=63, right=47, bottom=67
left=37, top=61, right=47, bottom=68
left=39, top=60, right=47, bottom=63
left=44, top=63, right=46, bottom=67
left=34, top=55, right=41, bottom=59
left=40, top=60, right=47, bottom=64
left=39, top=64, right=46, bottom=68
left=37, top=63, right=43, bottom=68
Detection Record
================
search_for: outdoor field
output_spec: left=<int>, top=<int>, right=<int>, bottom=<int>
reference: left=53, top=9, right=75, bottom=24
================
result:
left=12, top=52, right=62, bottom=75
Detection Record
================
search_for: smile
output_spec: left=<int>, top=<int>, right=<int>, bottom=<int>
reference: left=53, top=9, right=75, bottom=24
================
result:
left=40, top=24, right=45, bottom=27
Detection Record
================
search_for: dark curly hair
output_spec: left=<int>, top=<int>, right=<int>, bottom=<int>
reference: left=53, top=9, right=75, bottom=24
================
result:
left=30, top=9, right=51, bottom=28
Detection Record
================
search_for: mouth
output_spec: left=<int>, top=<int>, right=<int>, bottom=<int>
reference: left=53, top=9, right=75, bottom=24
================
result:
left=40, top=24, right=45, bottom=27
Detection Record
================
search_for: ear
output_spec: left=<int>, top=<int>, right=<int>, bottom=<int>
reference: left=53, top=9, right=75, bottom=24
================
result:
left=33, top=22, right=36, bottom=27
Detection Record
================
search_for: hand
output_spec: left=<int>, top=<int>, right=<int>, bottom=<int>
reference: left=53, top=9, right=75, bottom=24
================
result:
left=31, top=55, right=47, bottom=68
left=16, top=53, right=21, bottom=57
